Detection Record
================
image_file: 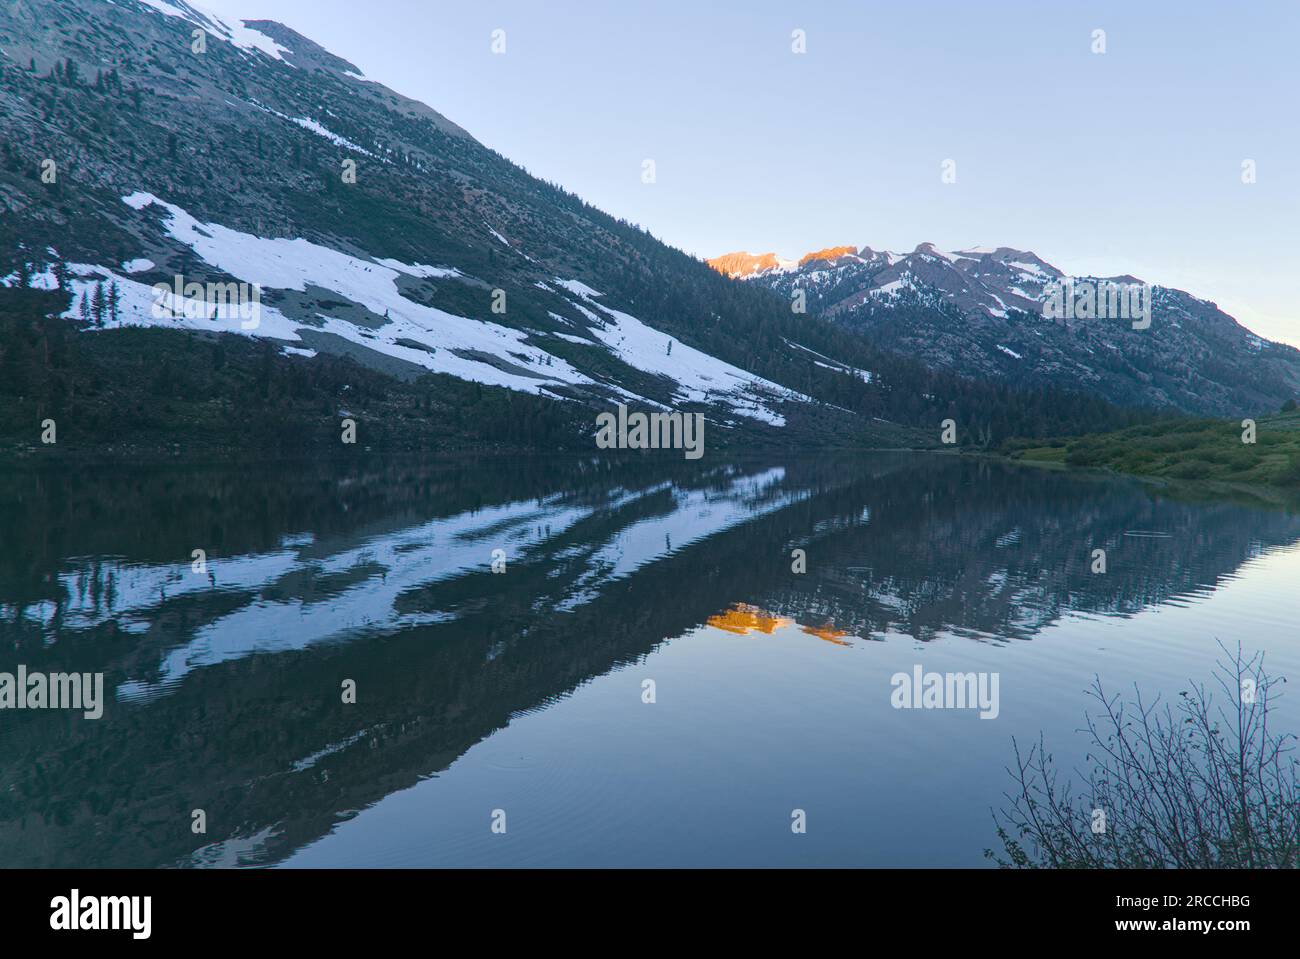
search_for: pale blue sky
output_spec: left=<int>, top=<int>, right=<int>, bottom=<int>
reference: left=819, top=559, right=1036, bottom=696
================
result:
left=196, top=0, right=1299, bottom=345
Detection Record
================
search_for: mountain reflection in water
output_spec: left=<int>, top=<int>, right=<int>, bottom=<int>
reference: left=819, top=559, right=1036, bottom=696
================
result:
left=2, top=452, right=1299, bottom=867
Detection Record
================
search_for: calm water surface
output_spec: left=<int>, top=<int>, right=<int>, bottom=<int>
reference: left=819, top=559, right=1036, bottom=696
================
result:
left=2, top=453, right=1299, bottom=867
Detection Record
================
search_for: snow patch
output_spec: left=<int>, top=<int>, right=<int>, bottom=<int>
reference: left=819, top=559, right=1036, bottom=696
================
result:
left=374, top=258, right=460, bottom=279
left=287, top=115, right=370, bottom=155
left=784, top=339, right=873, bottom=383
left=246, top=100, right=374, bottom=156
left=136, top=1, right=292, bottom=63
left=554, top=278, right=604, bottom=299
left=557, top=278, right=806, bottom=424
left=116, top=192, right=608, bottom=395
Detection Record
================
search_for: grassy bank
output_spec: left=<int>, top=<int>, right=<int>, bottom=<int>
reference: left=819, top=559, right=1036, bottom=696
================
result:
left=1006, top=409, right=1300, bottom=489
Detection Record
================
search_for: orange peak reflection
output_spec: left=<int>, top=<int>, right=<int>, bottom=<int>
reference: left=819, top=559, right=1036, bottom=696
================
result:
left=800, top=624, right=852, bottom=647
left=707, top=604, right=793, bottom=635
left=707, top=603, right=852, bottom=646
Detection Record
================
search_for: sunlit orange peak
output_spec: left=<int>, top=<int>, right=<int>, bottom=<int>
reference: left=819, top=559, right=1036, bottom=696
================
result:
left=705, top=251, right=782, bottom=278
left=798, top=245, right=858, bottom=266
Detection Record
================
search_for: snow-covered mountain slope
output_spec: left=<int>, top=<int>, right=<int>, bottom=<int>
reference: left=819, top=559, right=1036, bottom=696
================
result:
left=710, top=243, right=1300, bottom=417
left=0, top=0, right=947, bottom=446
left=43, top=190, right=799, bottom=423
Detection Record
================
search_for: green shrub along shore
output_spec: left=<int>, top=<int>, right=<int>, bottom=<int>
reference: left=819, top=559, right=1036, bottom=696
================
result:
left=1006, top=405, right=1300, bottom=490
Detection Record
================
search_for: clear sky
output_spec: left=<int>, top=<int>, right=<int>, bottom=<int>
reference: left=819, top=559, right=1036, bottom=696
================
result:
left=194, top=0, right=1299, bottom=345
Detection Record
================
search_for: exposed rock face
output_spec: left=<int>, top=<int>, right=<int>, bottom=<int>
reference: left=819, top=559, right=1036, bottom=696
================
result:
left=705, top=251, right=790, bottom=278
left=798, top=245, right=859, bottom=267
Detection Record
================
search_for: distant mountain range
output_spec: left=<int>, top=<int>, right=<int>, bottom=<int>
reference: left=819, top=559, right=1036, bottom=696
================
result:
left=708, top=244, right=1300, bottom=417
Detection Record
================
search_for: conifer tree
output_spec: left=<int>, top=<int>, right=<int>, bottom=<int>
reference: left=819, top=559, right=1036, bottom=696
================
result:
left=107, top=281, right=121, bottom=324
left=91, top=280, right=105, bottom=328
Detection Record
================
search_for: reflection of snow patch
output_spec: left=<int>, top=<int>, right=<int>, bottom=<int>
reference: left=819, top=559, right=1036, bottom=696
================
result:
left=113, top=495, right=597, bottom=701
left=557, top=468, right=803, bottom=610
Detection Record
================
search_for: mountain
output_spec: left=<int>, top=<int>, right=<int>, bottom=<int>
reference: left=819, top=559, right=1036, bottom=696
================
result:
left=704, top=251, right=795, bottom=279
left=709, top=243, right=1300, bottom=417
left=1, top=0, right=1148, bottom=453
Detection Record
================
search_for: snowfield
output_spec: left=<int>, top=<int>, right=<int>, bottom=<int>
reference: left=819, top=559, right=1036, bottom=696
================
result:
left=33, top=191, right=806, bottom=425
left=557, top=279, right=809, bottom=426
left=136, top=0, right=292, bottom=62
left=247, top=99, right=378, bottom=157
